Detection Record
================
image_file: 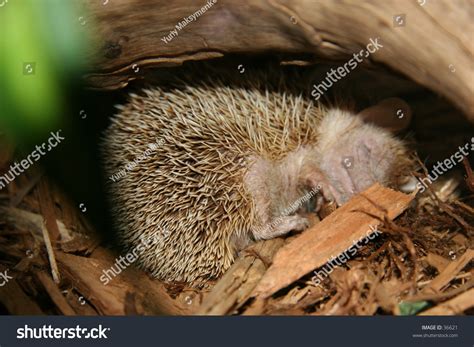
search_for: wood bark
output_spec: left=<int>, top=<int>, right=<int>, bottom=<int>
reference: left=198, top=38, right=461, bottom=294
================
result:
left=198, top=238, right=285, bottom=315
left=0, top=206, right=191, bottom=315
left=83, top=0, right=474, bottom=121
left=56, top=251, right=191, bottom=315
left=0, top=265, right=44, bottom=315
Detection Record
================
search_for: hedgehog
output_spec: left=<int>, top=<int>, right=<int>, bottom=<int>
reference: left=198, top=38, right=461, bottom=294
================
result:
left=100, top=71, right=415, bottom=285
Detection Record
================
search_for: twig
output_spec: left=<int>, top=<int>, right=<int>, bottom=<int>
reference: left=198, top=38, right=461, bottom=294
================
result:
left=406, top=279, right=473, bottom=303
left=41, top=222, right=60, bottom=283
left=36, top=271, right=75, bottom=315
left=419, top=288, right=474, bottom=315
left=422, top=249, right=474, bottom=293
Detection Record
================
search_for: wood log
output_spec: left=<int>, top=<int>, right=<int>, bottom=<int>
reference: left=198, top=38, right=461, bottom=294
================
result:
left=83, top=0, right=474, bottom=121
left=56, top=251, right=191, bottom=315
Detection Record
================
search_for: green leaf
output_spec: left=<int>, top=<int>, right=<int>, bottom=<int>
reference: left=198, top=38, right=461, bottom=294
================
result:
left=399, top=301, right=431, bottom=315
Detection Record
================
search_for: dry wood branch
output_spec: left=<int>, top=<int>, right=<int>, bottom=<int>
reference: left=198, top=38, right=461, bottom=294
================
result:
left=37, top=179, right=61, bottom=283
left=0, top=207, right=75, bottom=243
left=0, top=265, right=44, bottom=315
left=198, top=238, right=284, bottom=315
left=422, top=249, right=474, bottom=294
left=424, top=253, right=450, bottom=274
left=419, top=288, right=474, bottom=315
left=252, top=183, right=414, bottom=298
left=36, top=271, right=76, bottom=315
left=83, top=0, right=474, bottom=121
left=40, top=223, right=60, bottom=284
left=406, top=279, right=474, bottom=303
left=56, top=251, right=190, bottom=315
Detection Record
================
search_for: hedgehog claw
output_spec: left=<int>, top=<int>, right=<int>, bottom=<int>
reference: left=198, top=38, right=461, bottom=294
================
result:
left=303, top=171, right=339, bottom=209
left=315, top=194, right=325, bottom=212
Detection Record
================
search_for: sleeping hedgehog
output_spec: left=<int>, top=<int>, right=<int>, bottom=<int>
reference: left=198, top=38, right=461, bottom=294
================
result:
left=100, top=70, right=415, bottom=284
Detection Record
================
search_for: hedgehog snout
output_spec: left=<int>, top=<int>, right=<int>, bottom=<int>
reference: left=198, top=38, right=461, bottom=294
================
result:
left=316, top=113, right=414, bottom=205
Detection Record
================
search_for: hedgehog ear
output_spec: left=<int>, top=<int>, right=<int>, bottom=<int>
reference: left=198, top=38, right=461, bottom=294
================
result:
left=357, top=97, right=412, bottom=133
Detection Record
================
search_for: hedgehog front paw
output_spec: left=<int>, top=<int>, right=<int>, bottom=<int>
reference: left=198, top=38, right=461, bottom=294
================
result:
left=253, top=215, right=309, bottom=240
left=302, top=170, right=340, bottom=210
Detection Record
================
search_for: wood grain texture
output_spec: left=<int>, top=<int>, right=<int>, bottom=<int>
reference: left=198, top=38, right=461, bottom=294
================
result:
left=83, top=0, right=474, bottom=121
left=56, top=251, right=190, bottom=315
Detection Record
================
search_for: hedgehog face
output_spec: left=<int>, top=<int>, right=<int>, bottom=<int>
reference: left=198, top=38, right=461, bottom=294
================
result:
left=246, top=105, right=415, bottom=242
left=313, top=108, right=415, bottom=205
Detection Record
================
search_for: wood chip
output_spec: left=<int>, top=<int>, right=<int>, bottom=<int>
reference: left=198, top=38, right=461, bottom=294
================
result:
left=56, top=251, right=191, bottom=315
left=424, top=253, right=450, bottom=273
left=253, top=183, right=415, bottom=298
left=198, top=238, right=285, bottom=315
left=419, top=288, right=474, bottom=315
left=422, top=249, right=474, bottom=293
left=36, top=271, right=76, bottom=315
left=405, top=279, right=473, bottom=303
